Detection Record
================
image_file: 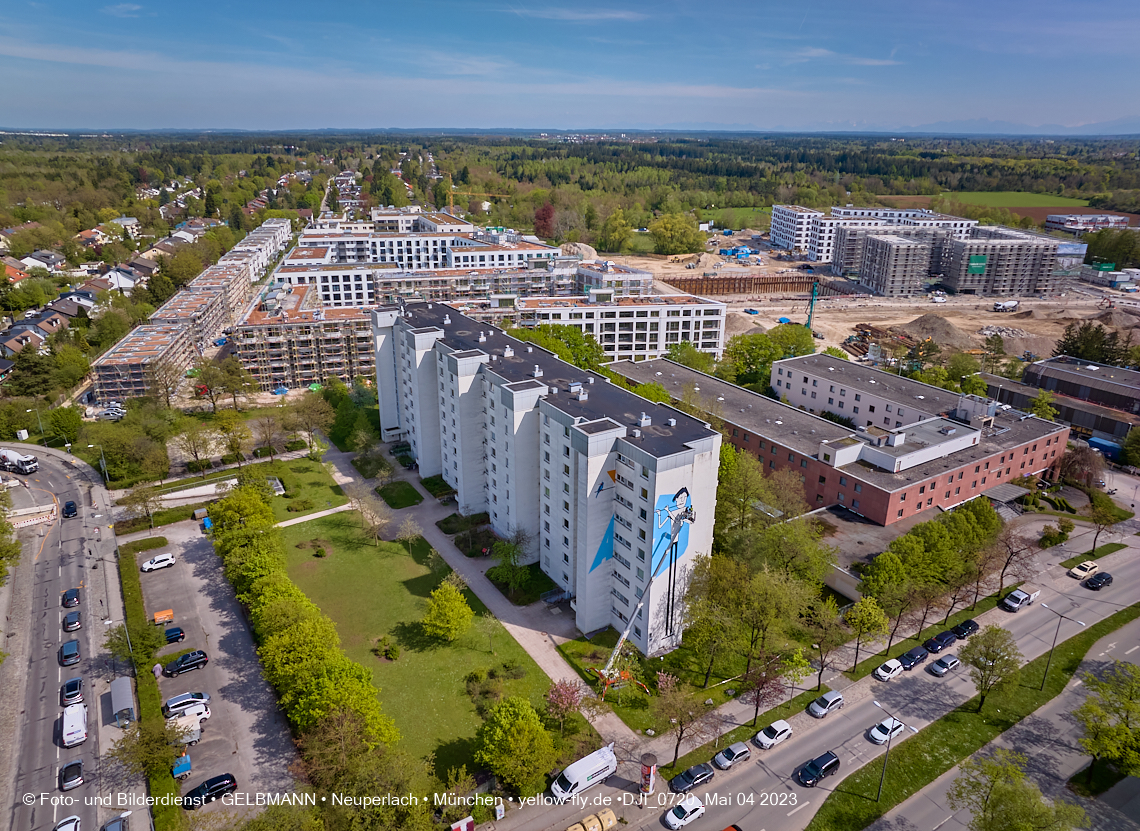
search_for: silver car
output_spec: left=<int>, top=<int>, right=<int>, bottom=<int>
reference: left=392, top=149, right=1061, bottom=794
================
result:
left=808, top=691, right=844, bottom=718
left=712, top=741, right=751, bottom=769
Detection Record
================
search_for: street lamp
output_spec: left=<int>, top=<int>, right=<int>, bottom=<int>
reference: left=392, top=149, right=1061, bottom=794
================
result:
left=872, top=700, right=919, bottom=802
left=1039, top=603, right=1085, bottom=691
left=26, top=407, right=44, bottom=437
left=88, top=444, right=108, bottom=485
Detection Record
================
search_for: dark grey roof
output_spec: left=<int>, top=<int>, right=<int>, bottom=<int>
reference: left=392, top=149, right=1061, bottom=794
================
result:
left=1027, top=356, right=1140, bottom=400
left=397, top=303, right=717, bottom=459
left=983, top=483, right=1031, bottom=503
left=776, top=353, right=964, bottom=415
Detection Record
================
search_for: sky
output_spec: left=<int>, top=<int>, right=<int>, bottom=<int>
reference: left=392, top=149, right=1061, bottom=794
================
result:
left=2, top=0, right=1139, bottom=133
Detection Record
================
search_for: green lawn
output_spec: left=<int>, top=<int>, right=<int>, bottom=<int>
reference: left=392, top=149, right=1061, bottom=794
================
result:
left=486, top=562, right=558, bottom=606
left=1068, top=761, right=1127, bottom=798
left=624, top=233, right=657, bottom=254
left=704, top=206, right=772, bottom=231
left=120, top=537, right=168, bottom=556
left=805, top=602, right=1140, bottom=831
left=377, top=480, right=423, bottom=508
left=1059, top=542, right=1128, bottom=570
left=940, top=191, right=1089, bottom=207
left=282, top=513, right=564, bottom=775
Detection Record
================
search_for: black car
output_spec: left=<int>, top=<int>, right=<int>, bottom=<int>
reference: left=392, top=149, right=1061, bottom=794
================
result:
left=899, top=646, right=929, bottom=670
left=922, top=631, right=957, bottom=654
left=669, top=762, right=715, bottom=794
left=1085, top=572, right=1113, bottom=591
left=797, top=751, right=840, bottom=787
left=165, top=650, right=208, bottom=677
left=951, top=619, right=979, bottom=639
left=62, top=588, right=81, bottom=608
left=164, top=627, right=186, bottom=644
left=60, top=759, right=84, bottom=791
left=60, top=639, right=81, bottom=666
left=184, top=773, right=238, bottom=808
left=61, top=677, right=84, bottom=706
left=62, top=501, right=78, bottom=519
left=63, top=610, right=82, bottom=632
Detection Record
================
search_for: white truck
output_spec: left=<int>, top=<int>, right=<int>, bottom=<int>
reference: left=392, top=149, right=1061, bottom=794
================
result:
left=993, top=300, right=1020, bottom=312
left=1000, top=584, right=1040, bottom=612
left=0, top=447, right=38, bottom=474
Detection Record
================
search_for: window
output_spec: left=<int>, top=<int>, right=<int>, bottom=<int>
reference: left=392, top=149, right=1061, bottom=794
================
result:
left=898, top=509, right=904, bottom=518
left=869, top=405, right=876, bottom=413
left=854, top=394, right=861, bottom=401
left=640, top=487, right=648, bottom=501
left=637, top=548, right=645, bottom=561
left=853, top=406, right=859, bottom=414
left=828, top=397, right=834, bottom=405
left=800, top=459, right=807, bottom=468
left=919, top=485, right=925, bottom=494
left=811, top=391, right=817, bottom=399
left=839, top=476, right=847, bottom=486
left=852, top=499, right=859, bottom=509
left=854, top=483, right=862, bottom=493
left=563, top=464, right=570, bottom=475
left=900, top=492, right=907, bottom=502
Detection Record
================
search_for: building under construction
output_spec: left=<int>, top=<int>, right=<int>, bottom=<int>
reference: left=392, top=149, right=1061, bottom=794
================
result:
left=661, top=271, right=818, bottom=296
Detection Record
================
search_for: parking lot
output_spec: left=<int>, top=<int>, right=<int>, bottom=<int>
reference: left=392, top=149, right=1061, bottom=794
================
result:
left=123, top=520, right=296, bottom=812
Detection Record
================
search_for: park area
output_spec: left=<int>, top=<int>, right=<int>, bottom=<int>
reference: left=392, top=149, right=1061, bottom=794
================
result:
left=282, top=512, right=598, bottom=775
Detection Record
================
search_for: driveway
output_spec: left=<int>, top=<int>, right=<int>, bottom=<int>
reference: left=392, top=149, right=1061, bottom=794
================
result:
left=120, top=521, right=295, bottom=811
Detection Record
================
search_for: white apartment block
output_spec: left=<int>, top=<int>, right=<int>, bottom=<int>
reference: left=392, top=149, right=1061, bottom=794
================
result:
left=515, top=294, right=727, bottom=360
left=372, top=303, right=721, bottom=656
left=773, top=205, right=977, bottom=264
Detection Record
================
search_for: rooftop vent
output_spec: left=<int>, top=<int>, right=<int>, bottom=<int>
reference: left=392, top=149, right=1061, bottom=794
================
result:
left=569, top=381, right=582, bottom=393
left=533, top=364, right=543, bottom=378
left=526, top=345, right=533, bottom=353
left=503, top=346, right=514, bottom=358
left=939, top=426, right=957, bottom=435
left=655, top=371, right=663, bottom=376
left=428, top=303, right=432, bottom=309
left=828, top=367, right=835, bottom=371
left=666, top=417, right=677, bottom=427
left=638, top=412, right=652, bottom=427
left=478, top=331, right=487, bottom=343
left=631, top=428, right=642, bottom=438
left=577, top=391, right=588, bottom=402
left=916, top=395, right=925, bottom=400
left=443, top=314, right=451, bottom=324
left=587, top=377, right=594, bottom=384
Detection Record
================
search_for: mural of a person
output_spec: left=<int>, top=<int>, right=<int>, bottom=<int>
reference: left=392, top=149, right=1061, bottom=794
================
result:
left=654, top=487, right=696, bottom=638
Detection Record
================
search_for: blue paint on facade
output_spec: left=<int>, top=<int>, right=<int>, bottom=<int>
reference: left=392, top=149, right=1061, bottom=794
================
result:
left=589, top=515, right=615, bottom=573
left=650, top=492, right=691, bottom=576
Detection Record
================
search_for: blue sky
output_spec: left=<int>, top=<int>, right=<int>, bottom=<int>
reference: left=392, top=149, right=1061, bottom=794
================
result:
left=1, top=0, right=1138, bottom=132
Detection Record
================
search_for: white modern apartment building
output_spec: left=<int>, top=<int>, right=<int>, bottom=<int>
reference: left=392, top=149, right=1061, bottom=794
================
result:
left=1044, top=214, right=1131, bottom=236
left=515, top=294, right=727, bottom=360
left=372, top=303, right=721, bottom=655
left=773, top=205, right=977, bottom=264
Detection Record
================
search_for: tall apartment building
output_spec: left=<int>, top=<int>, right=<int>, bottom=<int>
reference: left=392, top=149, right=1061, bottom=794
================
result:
left=148, top=288, right=228, bottom=351
left=943, top=227, right=1060, bottom=296
left=859, top=234, right=935, bottom=297
left=613, top=355, right=1068, bottom=528
left=372, top=303, right=720, bottom=655
left=233, top=284, right=375, bottom=391
left=831, top=225, right=953, bottom=283
left=515, top=294, right=726, bottom=360
left=773, top=205, right=976, bottom=264
left=92, top=323, right=196, bottom=403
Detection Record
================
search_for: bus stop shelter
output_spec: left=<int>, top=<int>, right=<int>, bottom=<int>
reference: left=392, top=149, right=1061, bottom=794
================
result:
left=110, top=676, right=135, bottom=727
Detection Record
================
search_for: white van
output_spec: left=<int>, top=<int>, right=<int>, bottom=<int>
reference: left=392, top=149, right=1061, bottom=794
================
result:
left=62, top=703, right=88, bottom=748
left=550, top=743, right=617, bottom=802
left=171, top=713, right=205, bottom=746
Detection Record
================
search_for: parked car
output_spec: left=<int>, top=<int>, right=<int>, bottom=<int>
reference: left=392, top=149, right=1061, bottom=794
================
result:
left=62, top=588, right=80, bottom=607
left=868, top=717, right=906, bottom=745
left=669, top=762, right=714, bottom=794
left=1068, top=561, right=1099, bottom=580
left=184, top=773, right=238, bottom=808
left=1085, top=572, right=1113, bottom=591
left=61, top=677, right=84, bottom=706
left=663, top=795, right=705, bottom=829
left=165, top=650, right=208, bottom=677
left=53, top=816, right=82, bottom=831
left=62, top=500, right=78, bottom=518
left=899, top=646, right=929, bottom=670
left=930, top=655, right=961, bottom=677
left=797, top=751, right=840, bottom=787
left=60, top=759, right=84, bottom=791
left=713, top=742, right=751, bottom=770
left=101, top=811, right=131, bottom=831
left=950, top=619, right=979, bottom=639
left=873, top=658, right=904, bottom=682
left=59, top=639, right=81, bottom=666
left=754, top=719, right=792, bottom=750
left=180, top=703, right=211, bottom=721
left=63, top=610, right=82, bottom=632
left=808, top=691, right=845, bottom=718
left=141, top=552, right=176, bottom=572
left=162, top=692, right=211, bottom=718
left=923, top=631, right=957, bottom=654
left=164, top=627, right=186, bottom=644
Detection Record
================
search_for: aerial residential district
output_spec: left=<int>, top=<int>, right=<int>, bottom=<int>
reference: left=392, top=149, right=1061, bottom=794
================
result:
left=1, top=134, right=1139, bottom=831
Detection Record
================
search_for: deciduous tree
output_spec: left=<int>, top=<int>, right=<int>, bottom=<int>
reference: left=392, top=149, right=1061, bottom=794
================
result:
left=422, top=581, right=474, bottom=642
left=395, top=516, right=422, bottom=554
left=215, top=410, right=252, bottom=466
left=48, top=406, right=82, bottom=444
left=948, top=748, right=1085, bottom=831
left=545, top=679, right=585, bottom=736
left=105, top=716, right=189, bottom=779
left=805, top=597, right=848, bottom=690
left=959, top=625, right=1022, bottom=711
left=845, top=596, right=889, bottom=669
left=1074, top=660, right=1140, bottom=782
left=651, top=672, right=715, bottom=766
left=649, top=212, right=704, bottom=255
left=146, top=359, right=184, bottom=409
left=291, top=392, right=335, bottom=450
left=252, top=412, right=283, bottom=459
left=121, top=484, right=164, bottom=528
left=173, top=421, right=219, bottom=478
left=475, top=696, right=557, bottom=796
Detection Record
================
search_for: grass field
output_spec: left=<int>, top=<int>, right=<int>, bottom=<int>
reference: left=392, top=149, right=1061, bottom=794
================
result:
left=705, top=206, right=772, bottom=231
left=377, top=480, right=423, bottom=508
left=940, top=191, right=1089, bottom=207
left=282, top=512, right=559, bottom=775
left=1059, top=542, right=1128, bottom=570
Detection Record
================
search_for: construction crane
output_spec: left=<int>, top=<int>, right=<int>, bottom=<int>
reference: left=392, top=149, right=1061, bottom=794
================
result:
left=591, top=488, right=696, bottom=700
left=805, top=280, right=819, bottom=333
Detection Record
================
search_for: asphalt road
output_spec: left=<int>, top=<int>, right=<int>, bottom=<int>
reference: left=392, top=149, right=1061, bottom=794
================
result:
left=8, top=454, right=115, bottom=831
left=497, top=539, right=1140, bottom=831
left=867, top=616, right=1140, bottom=831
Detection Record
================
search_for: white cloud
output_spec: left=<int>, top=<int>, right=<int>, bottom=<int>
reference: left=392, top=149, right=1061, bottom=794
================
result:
left=792, top=47, right=901, bottom=66
left=505, top=7, right=647, bottom=22
left=102, top=3, right=142, bottom=17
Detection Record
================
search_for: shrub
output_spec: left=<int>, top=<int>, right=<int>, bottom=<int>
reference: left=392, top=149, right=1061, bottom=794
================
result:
left=285, top=440, right=307, bottom=452
left=186, top=460, right=213, bottom=473
left=313, top=546, right=326, bottom=558
left=253, top=446, right=276, bottom=458
left=287, top=498, right=315, bottom=512
left=220, top=453, right=242, bottom=465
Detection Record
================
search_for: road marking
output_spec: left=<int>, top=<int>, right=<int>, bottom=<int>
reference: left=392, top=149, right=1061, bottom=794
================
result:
left=788, top=801, right=809, bottom=816
left=1126, top=646, right=1139, bottom=655
left=932, top=816, right=954, bottom=831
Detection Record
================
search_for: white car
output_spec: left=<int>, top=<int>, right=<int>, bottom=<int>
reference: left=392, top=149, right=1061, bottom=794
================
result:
left=754, top=719, right=793, bottom=749
left=141, top=553, right=176, bottom=572
left=53, top=816, right=82, bottom=831
left=1068, top=561, right=1099, bottom=580
left=931, top=296, right=947, bottom=303
left=869, top=717, right=906, bottom=745
left=873, top=658, right=904, bottom=682
left=180, top=703, right=211, bottom=721
left=664, top=795, right=705, bottom=829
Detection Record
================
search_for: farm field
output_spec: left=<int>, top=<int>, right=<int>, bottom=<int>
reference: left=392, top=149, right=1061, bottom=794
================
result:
left=939, top=191, right=1090, bottom=207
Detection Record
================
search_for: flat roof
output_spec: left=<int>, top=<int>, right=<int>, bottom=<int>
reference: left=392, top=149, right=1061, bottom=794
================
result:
left=1029, top=356, right=1140, bottom=396
left=394, top=303, right=718, bottom=459
left=611, top=359, right=1066, bottom=493
left=979, top=372, right=1140, bottom=426
left=776, top=354, right=965, bottom=414
left=93, top=324, right=187, bottom=364
left=517, top=294, right=721, bottom=310
left=236, top=284, right=371, bottom=327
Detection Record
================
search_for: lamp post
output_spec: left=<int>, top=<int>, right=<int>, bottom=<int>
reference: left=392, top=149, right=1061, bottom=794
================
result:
left=88, top=444, right=108, bottom=485
left=811, top=643, right=823, bottom=690
left=1039, top=603, right=1085, bottom=691
left=872, top=700, right=919, bottom=802
left=26, top=407, right=44, bottom=437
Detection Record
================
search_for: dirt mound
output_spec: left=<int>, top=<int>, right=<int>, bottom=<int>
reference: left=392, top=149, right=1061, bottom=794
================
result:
left=561, top=241, right=598, bottom=260
left=897, top=313, right=979, bottom=351
left=726, top=313, right=767, bottom=337
left=1088, top=309, right=1140, bottom=330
